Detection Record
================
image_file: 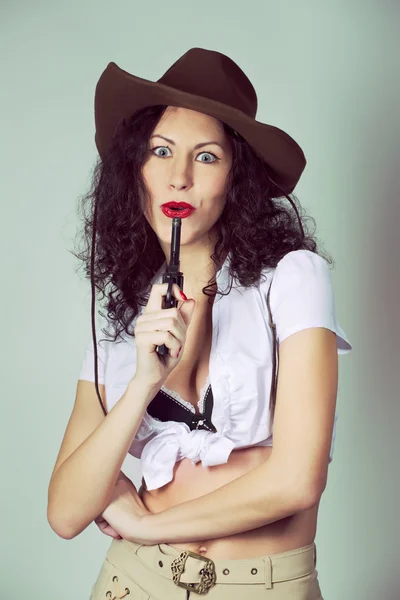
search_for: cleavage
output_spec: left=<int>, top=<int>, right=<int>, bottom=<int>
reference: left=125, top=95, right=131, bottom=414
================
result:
left=160, top=303, right=213, bottom=414
left=161, top=373, right=211, bottom=415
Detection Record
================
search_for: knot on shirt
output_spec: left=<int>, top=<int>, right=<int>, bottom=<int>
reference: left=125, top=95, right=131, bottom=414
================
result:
left=140, top=422, right=235, bottom=491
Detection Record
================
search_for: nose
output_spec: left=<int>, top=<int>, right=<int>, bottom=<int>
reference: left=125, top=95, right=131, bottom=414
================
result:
left=168, top=157, right=193, bottom=191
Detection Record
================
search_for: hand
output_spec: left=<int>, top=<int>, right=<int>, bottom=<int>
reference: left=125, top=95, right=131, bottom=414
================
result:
left=94, top=472, right=137, bottom=539
left=94, top=514, right=122, bottom=540
left=97, top=473, right=152, bottom=544
left=133, top=282, right=195, bottom=389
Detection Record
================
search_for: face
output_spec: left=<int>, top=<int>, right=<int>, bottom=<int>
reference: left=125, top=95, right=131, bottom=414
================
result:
left=141, top=106, right=233, bottom=251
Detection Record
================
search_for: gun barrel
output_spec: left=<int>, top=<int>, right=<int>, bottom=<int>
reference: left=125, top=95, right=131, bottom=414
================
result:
left=169, top=217, right=181, bottom=270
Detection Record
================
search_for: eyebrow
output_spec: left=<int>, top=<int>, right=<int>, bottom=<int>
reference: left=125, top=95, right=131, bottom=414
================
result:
left=150, top=134, right=224, bottom=150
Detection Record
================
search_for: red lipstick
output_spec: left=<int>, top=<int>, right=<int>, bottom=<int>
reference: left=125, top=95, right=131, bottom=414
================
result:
left=161, top=201, right=196, bottom=219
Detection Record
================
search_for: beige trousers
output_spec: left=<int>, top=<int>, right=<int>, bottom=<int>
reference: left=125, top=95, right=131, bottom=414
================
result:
left=89, top=538, right=323, bottom=599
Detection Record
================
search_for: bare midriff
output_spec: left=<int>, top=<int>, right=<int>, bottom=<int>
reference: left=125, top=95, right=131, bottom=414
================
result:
left=139, top=287, right=320, bottom=561
left=140, top=446, right=320, bottom=560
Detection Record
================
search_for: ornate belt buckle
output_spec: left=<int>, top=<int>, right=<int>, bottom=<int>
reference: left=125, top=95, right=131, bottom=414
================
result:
left=170, top=550, right=216, bottom=594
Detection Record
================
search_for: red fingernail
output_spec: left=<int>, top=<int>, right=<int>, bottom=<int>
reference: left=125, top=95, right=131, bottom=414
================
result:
left=180, top=291, right=187, bottom=301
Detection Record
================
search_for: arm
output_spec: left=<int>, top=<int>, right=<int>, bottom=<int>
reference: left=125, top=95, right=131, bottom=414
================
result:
left=138, top=457, right=312, bottom=544
left=131, top=327, right=337, bottom=544
left=47, top=377, right=158, bottom=540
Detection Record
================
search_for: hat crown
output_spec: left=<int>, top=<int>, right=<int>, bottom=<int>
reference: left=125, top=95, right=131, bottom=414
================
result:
left=157, top=48, right=258, bottom=118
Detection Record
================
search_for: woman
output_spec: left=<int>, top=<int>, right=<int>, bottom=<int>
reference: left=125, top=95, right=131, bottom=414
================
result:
left=48, top=48, right=352, bottom=599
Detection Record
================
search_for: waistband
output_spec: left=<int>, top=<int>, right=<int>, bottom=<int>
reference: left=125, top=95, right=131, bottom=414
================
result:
left=106, top=538, right=317, bottom=592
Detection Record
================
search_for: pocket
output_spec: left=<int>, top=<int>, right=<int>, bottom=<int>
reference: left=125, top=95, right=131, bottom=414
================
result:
left=90, top=557, right=151, bottom=600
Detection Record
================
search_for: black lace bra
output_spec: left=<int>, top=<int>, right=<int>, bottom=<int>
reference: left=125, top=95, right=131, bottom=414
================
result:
left=146, top=382, right=218, bottom=433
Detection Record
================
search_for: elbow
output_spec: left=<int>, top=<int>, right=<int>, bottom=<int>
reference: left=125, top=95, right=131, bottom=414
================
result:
left=47, top=508, right=76, bottom=540
left=47, top=483, right=99, bottom=540
left=47, top=509, right=89, bottom=540
left=47, top=499, right=87, bottom=540
left=296, top=480, right=326, bottom=511
left=300, top=487, right=323, bottom=511
left=47, top=485, right=74, bottom=539
left=283, top=475, right=326, bottom=512
left=267, top=455, right=328, bottom=513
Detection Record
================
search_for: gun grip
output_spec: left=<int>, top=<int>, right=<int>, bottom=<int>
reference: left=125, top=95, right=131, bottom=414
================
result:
left=157, top=278, right=178, bottom=355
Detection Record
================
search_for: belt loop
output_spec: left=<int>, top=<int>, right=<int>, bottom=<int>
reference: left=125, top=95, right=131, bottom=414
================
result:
left=263, top=556, right=272, bottom=589
left=314, top=543, right=317, bottom=567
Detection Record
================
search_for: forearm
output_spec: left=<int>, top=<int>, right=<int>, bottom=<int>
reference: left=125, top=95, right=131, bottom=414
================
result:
left=48, top=377, right=158, bottom=539
left=137, top=459, right=312, bottom=544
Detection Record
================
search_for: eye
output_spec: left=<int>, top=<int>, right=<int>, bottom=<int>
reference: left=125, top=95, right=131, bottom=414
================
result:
left=150, top=146, right=220, bottom=163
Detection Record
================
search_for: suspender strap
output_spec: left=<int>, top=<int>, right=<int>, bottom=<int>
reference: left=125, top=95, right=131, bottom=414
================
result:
left=266, top=276, right=278, bottom=420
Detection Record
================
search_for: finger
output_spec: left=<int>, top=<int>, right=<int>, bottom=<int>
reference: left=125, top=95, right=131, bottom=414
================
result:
left=143, top=282, right=186, bottom=314
left=135, top=329, right=182, bottom=357
left=135, top=315, right=184, bottom=350
left=104, top=527, right=121, bottom=539
left=137, top=305, right=186, bottom=332
left=96, top=521, right=122, bottom=538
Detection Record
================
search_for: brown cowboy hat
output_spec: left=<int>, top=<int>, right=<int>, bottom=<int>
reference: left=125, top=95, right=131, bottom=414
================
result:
left=94, top=47, right=306, bottom=195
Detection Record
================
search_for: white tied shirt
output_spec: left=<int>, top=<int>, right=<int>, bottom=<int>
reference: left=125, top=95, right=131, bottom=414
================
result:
left=78, top=249, right=353, bottom=490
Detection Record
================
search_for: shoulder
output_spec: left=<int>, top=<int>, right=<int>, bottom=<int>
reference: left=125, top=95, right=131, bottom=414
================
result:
left=259, top=249, right=331, bottom=291
left=275, top=249, right=329, bottom=272
left=257, top=249, right=352, bottom=353
left=259, top=249, right=335, bottom=319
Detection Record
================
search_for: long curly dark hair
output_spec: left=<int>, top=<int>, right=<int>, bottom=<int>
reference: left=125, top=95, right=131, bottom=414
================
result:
left=71, top=104, right=332, bottom=416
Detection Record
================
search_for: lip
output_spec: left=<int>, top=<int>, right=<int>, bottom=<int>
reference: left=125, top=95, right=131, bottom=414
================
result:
left=161, top=201, right=195, bottom=209
left=161, top=201, right=196, bottom=219
left=161, top=205, right=195, bottom=219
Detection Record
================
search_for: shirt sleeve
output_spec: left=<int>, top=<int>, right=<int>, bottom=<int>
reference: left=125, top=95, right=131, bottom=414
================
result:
left=78, top=315, right=111, bottom=383
left=269, top=249, right=353, bottom=354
